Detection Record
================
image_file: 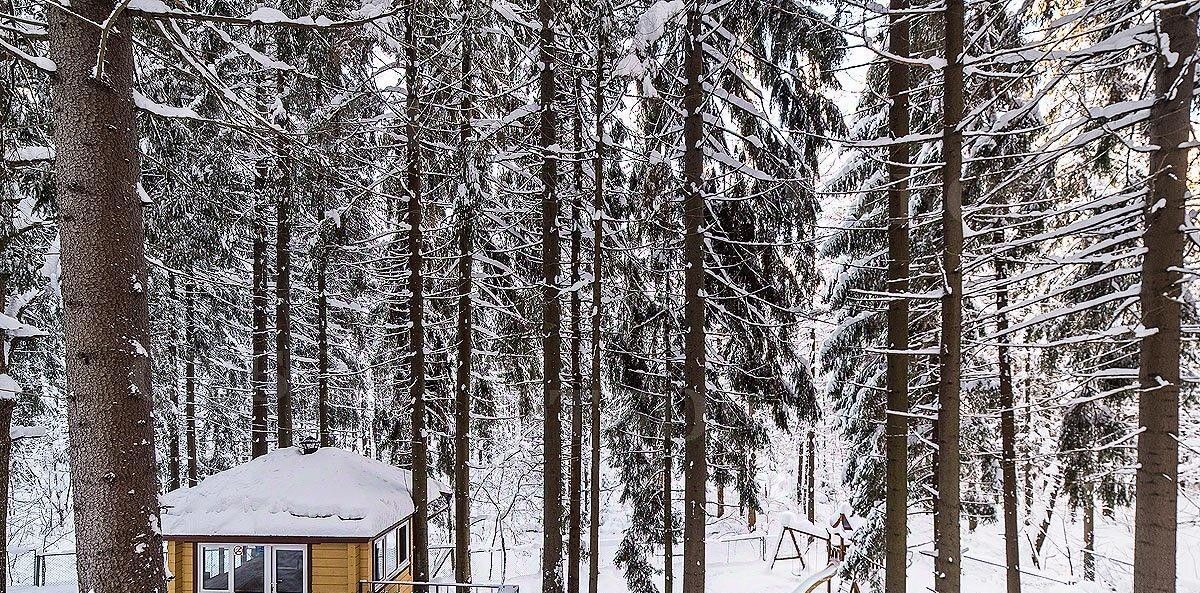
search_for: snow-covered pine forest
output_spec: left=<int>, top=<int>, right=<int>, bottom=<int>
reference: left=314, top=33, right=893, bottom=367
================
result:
left=1, top=0, right=1198, bottom=591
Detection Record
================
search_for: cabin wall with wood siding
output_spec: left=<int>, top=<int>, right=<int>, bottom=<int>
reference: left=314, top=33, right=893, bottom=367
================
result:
left=166, top=541, right=195, bottom=593
left=164, top=542, right=411, bottom=593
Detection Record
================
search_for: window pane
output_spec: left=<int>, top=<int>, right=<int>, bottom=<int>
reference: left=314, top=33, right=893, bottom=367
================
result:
left=274, top=549, right=304, bottom=593
left=397, top=526, right=409, bottom=566
left=373, top=539, right=385, bottom=580
left=384, top=530, right=397, bottom=575
left=202, top=546, right=231, bottom=591
left=233, top=545, right=266, bottom=593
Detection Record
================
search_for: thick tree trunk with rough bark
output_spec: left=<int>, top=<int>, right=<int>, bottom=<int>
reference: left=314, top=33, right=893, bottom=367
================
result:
left=539, top=0, right=563, bottom=590
left=1134, top=5, right=1196, bottom=593
left=587, top=25, right=606, bottom=593
left=884, top=1, right=910, bottom=590
left=48, top=3, right=168, bottom=588
left=935, top=0, right=964, bottom=589
left=681, top=4, right=707, bottom=593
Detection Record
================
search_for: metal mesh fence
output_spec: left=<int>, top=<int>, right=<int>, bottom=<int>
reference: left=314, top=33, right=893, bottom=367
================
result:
left=8, top=551, right=77, bottom=587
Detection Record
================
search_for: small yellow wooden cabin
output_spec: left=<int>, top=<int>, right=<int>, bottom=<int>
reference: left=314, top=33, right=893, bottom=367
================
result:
left=160, top=446, right=448, bottom=593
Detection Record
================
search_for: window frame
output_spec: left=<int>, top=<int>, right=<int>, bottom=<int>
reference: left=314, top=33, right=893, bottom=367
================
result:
left=395, top=524, right=410, bottom=572
left=197, top=544, right=232, bottom=593
left=370, top=520, right=412, bottom=583
left=371, top=530, right=396, bottom=580
left=270, top=544, right=309, bottom=593
left=195, top=543, right=308, bottom=593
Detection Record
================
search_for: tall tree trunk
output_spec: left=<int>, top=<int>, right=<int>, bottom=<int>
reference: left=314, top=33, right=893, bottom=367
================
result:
left=251, top=114, right=270, bottom=459
left=0, top=67, right=14, bottom=593
left=567, top=88, right=585, bottom=593
left=0, top=273, right=14, bottom=593
left=805, top=429, right=815, bottom=523
left=167, top=275, right=181, bottom=491
left=251, top=216, right=269, bottom=458
left=48, top=2, right=168, bottom=588
left=248, top=55, right=273, bottom=459
left=796, top=438, right=804, bottom=506
left=996, top=260, right=1021, bottom=593
left=316, top=239, right=330, bottom=446
left=315, top=35, right=342, bottom=451
left=935, top=0, right=964, bottom=588
left=747, top=451, right=757, bottom=532
left=454, top=216, right=473, bottom=591
left=1134, top=4, right=1196, bottom=593
left=806, top=329, right=818, bottom=525
left=405, top=1, right=429, bottom=589
left=663, top=272, right=674, bottom=593
left=455, top=1, right=475, bottom=588
left=185, top=281, right=198, bottom=486
left=0, top=70, right=17, bottom=593
left=1030, top=474, right=1061, bottom=568
left=275, top=85, right=293, bottom=449
left=1083, top=485, right=1095, bottom=581
left=1023, top=376, right=1033, bottom=517
left=681, top=4, right=708, bottom=593
left=587, top=24, right=606, bottom=593
left=539, top=0, right=564, bottom=589
left=884, top=1, right=910, bottom=590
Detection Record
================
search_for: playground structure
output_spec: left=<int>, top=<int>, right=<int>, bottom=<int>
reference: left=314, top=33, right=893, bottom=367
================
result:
left=770, top=509, right=862, bottom=593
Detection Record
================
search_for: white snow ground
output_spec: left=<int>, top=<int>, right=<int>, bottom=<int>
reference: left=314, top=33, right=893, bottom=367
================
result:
left=9, top=477, right=1199, bottom=593
left=8, top=509, right=1198, bottom=593
left=475, top=501, right=1200, bottom=592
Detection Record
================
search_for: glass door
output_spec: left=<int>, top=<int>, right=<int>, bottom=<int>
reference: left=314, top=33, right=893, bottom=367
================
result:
left=198, top=544, right=306, bottom=593
left=232, top=545, right=267, bottom=593
left=271, top=546, right=306, bottom=593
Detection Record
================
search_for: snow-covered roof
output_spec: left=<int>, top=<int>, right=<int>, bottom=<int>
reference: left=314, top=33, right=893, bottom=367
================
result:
left=160, top=447, right=450, bottom=539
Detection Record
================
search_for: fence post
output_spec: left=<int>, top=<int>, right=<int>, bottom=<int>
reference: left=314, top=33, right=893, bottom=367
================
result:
left=33, top=553, right=42, bottom=586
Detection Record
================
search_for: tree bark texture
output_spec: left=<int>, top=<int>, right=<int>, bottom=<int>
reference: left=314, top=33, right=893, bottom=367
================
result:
left=884, top=2, right=911, bottom=590
left=681, top=4, right=708, bottom=593
left=996, top=261, right=1022, bottom=593
left=587, top=24, right=606, bottom=593
left=1134, top=5, right=1196, bottom=593
left=48, top=3, right=168, bottom=588
left=405, top=1, right=429, bottom=589
left=935, top=0, right=964, bottom=589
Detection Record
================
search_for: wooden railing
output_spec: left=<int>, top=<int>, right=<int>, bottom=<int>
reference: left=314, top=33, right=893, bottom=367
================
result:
left=357, top=580, right=518, bottom=593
